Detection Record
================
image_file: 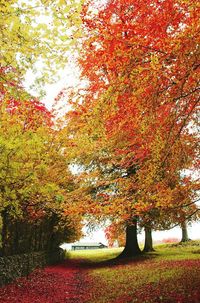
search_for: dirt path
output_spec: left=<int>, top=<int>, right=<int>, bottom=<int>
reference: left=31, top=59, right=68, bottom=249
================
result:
left=0, top=260, right=89, bottom=303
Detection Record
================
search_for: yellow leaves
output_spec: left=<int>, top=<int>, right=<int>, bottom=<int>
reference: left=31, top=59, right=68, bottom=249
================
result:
left=0, top=97, right=79, bottom=219
left=150, top=54, right=161, bottom=70
left=1, top=0, right=84, bottom=94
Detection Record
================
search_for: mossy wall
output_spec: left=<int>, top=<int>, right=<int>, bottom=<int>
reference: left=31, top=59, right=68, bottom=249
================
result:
left=0, top=249, right=64, bottom=287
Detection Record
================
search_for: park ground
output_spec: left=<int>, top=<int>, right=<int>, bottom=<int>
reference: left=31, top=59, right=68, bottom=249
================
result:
left=0, top=241, right=200, bottom=303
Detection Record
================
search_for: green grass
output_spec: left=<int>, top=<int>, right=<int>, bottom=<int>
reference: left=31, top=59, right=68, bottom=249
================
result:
left=66, top=241, right=200, bottom=303
left=66, top=247, right=123, bottom=262
left=67, top=240, right=200, bottom=262
left=153, top=241, right=200, bottom=260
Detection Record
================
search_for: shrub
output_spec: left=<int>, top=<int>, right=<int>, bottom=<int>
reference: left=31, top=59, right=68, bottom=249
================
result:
left=161, top=238, right=179, bottom=243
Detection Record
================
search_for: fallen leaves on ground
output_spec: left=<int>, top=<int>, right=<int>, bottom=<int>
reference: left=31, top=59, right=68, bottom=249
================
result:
left=1, top=253, right=200, bottom=303
left=0, top=260, right=89, bottom=303
left=87, top=259, right=200, bottom=303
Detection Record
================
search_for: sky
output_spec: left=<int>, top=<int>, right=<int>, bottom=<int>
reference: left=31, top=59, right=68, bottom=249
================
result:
left=24, top=58, right=80, bottom=110
left=82, top=221, right=200, bottom=244
left=60, top=221, right=200, bottom=250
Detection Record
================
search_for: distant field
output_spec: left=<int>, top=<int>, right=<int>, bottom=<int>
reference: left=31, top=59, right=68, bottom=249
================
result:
left=67, top=241, right=200, bottom=303
left=66, top=247, right=123, bottom=262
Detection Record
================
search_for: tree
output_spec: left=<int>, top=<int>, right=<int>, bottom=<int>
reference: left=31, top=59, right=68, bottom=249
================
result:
left=105, top=221, right=125, bottom=247
left=0, top=81, right=83, bottom=255
left=143, top=227, right=154, bottom=252
left=63, top=0, right=200, bottom=257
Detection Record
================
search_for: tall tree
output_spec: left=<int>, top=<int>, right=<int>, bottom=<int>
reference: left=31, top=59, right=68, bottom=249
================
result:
left=63, top=0, right=200, bottom=257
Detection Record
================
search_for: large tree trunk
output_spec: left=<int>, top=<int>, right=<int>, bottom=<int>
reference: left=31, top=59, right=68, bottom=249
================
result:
left=143, top=226, right=154, bottom=252
left=117, top=218, right=141, bottom=258
left=180, top=221, right=190, bottom=242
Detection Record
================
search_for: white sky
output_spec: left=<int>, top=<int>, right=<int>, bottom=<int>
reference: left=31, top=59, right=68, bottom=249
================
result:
left=82, top=221, right=200, bottom=244
left=59, top=221, right=200, bottom=250
left=24, top=58, right=80, bottom=110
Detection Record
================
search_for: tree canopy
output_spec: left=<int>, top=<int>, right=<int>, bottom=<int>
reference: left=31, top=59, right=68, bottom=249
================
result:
left=65, top=0, right=200, bottom=229
left=0, top=0, right=83, bottom=95
left=0, top=0, right=199, bottom=258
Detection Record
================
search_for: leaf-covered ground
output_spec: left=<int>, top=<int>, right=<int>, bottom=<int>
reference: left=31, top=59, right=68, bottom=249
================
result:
left=0, top=242, right=200, bottom=303
left=69, top=242, right=200, bottom=303
left=0, top=260, right=89, bottom=303
left=87, top=258, right=200, bottom=303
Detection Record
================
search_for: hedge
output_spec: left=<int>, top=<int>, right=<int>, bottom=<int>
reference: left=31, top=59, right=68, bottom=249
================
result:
left=0, top=249, right=64, bottom=287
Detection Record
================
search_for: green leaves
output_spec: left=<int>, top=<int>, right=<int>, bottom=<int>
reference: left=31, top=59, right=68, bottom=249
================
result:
left=55, top=194, right=64, bottom=203
left=0, top=0, right=84, bottom=95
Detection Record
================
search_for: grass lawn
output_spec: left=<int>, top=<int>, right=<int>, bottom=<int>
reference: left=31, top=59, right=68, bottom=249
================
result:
left=66, top=241, right=200, bottom=303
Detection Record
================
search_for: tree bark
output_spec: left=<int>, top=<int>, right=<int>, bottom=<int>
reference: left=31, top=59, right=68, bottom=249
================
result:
left=13, top=221, right=19, bottom=254
left=117, top=218, right=141, bottom=258
left=1, top=210, right=8, bottom=256
left=180, top=221, right=190, bottom=242
left=143, top=226, right=154, bottom=252
left=1, top=209, right=12, bottom=256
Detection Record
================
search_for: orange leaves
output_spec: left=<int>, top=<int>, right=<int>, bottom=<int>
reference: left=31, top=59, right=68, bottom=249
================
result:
left=63, top=0, right=200, bottom=228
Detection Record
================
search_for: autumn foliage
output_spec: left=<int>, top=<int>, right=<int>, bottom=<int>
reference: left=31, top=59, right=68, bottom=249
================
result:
left=0, top=0, right=199, bottom=279
left=105, top=222, right=126, bottom=247
left=0, top=261, right=89, bottom=303
left=0, top=2, right=200, bottom=302
left=66, top=0, right=200, bottom=232
left=0, top=72, right=83, bottom=255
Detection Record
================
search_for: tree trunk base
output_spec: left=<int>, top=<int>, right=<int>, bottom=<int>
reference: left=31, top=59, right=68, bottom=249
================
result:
left=143, top=247, right=155, bottom=253
left=180, top=238, right=191, bottom=243
left=180, top=222, right=190, bottom=243
left=117, top=248, right=142, bottom=259
left=116, top=219, right=141, bottom=259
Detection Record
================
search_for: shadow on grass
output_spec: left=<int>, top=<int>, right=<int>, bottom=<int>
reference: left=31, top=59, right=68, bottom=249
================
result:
left=55, top=251, right=158, bottom=271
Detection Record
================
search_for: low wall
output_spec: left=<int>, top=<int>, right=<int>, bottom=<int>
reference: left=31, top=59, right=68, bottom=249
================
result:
left=0, top=249, right=64, bottom=287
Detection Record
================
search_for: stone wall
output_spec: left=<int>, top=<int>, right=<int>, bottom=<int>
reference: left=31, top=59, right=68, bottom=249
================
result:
left=0, top=249, right=64, bottom=287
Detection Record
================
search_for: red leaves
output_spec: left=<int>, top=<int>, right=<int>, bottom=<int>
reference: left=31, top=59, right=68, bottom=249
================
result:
left=0, top=97, right=53, bottom=129
left=65, top=0, right=199, bottom=223
left=0, top=66, right=53, bottom=129
left=86, top=258, right=200, bottom=303
left=133, top=260, right=200, bottom=303
left=1, top=258, right=199, bottom=303
left=0, top=261, right=88, bottom=303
